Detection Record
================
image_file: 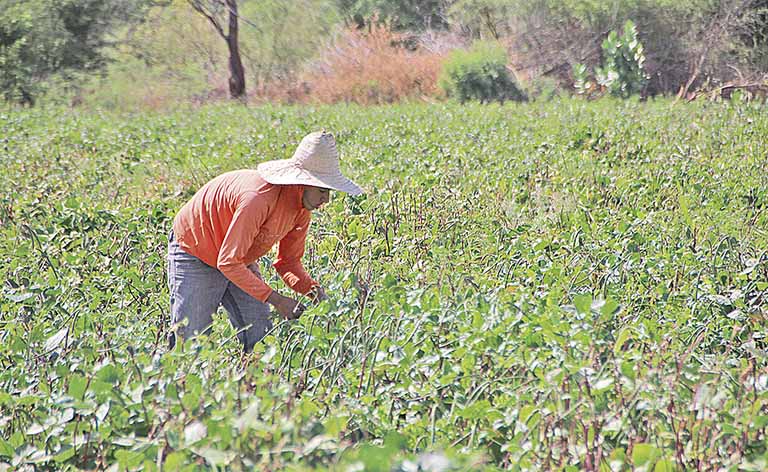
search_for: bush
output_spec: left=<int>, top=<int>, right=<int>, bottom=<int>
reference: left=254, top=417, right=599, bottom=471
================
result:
left=596, top=20, right=649, bottom=97
left=438, top=41, right=524, bottom=103
left=574, top=20, right=649, bottom=99
left=523, top=75, right=561, bottom=101
left=271, top=22, right=445, bottom=105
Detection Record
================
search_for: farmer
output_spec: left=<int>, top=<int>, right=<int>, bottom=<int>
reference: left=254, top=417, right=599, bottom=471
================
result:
left=167, top=131, right=363, bottom=351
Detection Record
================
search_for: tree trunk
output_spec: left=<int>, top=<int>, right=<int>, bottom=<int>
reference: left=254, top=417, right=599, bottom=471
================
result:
left=226, top=0, right=246, bottom=99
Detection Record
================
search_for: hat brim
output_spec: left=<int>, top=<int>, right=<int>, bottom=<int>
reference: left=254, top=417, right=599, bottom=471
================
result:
left=257, top=159, right=364, bottom=196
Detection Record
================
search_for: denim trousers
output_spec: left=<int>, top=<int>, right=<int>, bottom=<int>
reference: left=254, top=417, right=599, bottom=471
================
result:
left=167, top=232, right=273, bottom=352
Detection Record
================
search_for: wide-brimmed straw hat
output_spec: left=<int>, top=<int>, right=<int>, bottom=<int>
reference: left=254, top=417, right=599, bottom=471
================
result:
left=257, top=131, right=364, bottom=196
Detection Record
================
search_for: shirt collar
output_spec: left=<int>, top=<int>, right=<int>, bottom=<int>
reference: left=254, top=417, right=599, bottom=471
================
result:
left=294, top=184, right=307, bottom=211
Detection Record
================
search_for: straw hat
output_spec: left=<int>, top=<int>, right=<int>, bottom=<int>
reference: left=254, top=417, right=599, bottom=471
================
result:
left=257, top=131, right=364, bottom=196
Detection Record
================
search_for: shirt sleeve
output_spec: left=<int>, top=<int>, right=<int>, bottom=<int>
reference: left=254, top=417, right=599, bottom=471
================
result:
left=273, top=211, right=318, bottom=295
left=216, top=193, right=274, bottom=302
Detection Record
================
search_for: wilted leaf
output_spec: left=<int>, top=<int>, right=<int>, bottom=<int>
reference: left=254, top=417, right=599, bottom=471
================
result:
left=6, top=292, right=35, bottom=303
left=192, top=447, right=234, bottom=466
left=44, top=327, right=68, bottom=352
left=96, top=402, right=110, bottom=422
left=184, top=421, right=207, bottom=446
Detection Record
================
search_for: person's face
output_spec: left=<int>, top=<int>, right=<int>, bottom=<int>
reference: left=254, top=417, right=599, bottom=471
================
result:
left=302, top=186, right=331, bottom=211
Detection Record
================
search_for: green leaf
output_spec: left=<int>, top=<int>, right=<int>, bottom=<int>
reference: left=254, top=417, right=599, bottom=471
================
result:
left=181, top=392, right=199, bottom=412
left=753, top=415, right=768, bottom=428
left=0, top=437, right=15, bottom=458
left=116, top=449, right=145, bottom=469
left=90, top=380, right=114, bottom=394
left=458, top=400, right=491, bottom=420
left=383, top=431, right=407, bottom=450
left=68, top=374, right=87, bottom=400
left=472, top=311, right=483, bottom=329
left=164, top=451, right=186, bottom=471
left=44, top=327, right=68, bottom=351
left=95, top=364, right=120, bottom=385
left=323, top=415, right=349, bottom=436
left=53, top=446, right=75, bottom=463
left=192, top=447, right=234, bottom=466
left=519, top=404, right=539, bottom=424
left=654, top=458, right=676, bottom=472
left=574, top=293, right=592, bottom=315
left=600, top=298, right=620, bottom=318
left=614, top=327, right=633, bottom=355
left=632, top=443, right=660, bottom=466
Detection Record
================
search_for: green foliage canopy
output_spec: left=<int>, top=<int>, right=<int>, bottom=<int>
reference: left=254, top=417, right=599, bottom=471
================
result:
left=0, top=0, right=148, bottom=104
left=439, top=40, right=524, bottom=103
left=239, top=0, right=340, bottom=84
left=335, top=0, right=449, bottom=30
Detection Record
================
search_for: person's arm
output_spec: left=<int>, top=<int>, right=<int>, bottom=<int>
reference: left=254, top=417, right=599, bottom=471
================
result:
left=273, top=211, right=319, bottom=296
left=216, top=194, right=275, bottom=302
left=217, top=194, right=305, bottom=319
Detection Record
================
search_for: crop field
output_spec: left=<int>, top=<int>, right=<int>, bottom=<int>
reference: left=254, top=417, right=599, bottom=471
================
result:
left=1, top=99, right=767, bottom=471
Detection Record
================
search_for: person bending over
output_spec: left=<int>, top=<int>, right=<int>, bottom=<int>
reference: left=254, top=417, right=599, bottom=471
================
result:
left=167, top=131, right=363, bottom=351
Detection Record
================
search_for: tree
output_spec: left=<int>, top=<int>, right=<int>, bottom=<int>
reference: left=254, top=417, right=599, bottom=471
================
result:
left=187, top=0, right=246, bottom=99
left=0, top=0, right=150, bottom=105
left=448, top=0, right=515, bottom=39
left=238, top=1, right=340, bottom=90
left=335, top=0, right=450, bottom=31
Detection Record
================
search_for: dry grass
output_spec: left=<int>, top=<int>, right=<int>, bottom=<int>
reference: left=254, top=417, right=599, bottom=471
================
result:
left=258, top=23, right=447, bottom=104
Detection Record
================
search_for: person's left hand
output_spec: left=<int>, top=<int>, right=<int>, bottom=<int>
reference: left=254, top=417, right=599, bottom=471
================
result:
left=308, top=286, right=328, bottom=304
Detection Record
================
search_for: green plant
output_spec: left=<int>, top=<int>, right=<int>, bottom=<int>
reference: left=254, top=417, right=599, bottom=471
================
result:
left=335, top=0, right=449, bottom=31
left=0, top=0, right=149, bottom=105
left=574, top=20, right=649, bottom=98
left=524, top=75, right=561, bottom=101
left=595, top=19, right=649, bottom=97
left=1, top=99, right=767, bottom=470
left=438, top=40, right=524, bottom=103
left=573, top=62, right=593, bottom=95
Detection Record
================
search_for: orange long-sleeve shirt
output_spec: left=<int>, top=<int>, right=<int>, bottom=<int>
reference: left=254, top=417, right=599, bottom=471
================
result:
left=172, top=170, right=317, bottom=302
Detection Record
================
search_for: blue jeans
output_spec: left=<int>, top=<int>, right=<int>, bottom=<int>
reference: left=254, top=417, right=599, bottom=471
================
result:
left=167, top=232, right=273, bottom=352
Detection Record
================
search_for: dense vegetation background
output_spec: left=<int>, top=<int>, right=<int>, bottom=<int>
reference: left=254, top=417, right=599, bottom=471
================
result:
left=2, top=0, right=768, bottom=108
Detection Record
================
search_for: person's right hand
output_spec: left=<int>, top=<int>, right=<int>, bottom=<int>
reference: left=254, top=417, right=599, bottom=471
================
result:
left=267, top=291, right=305, bottom=320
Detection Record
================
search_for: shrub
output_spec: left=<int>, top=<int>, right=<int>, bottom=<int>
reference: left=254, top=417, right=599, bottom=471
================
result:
left=239, top=1, right=341, bottom=90
left=276, top=22, right=445, bottom=105
left=596, top=20, right=649, bottom=97
left=522, top=75, right=561, bottom=101
left=438, top=41, right=524, bottom=103
left=574, top=20, right=649, bottom=99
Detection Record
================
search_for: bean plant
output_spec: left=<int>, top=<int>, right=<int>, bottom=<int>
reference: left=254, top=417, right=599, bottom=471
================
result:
left=0, top=98, right=767, bottom=471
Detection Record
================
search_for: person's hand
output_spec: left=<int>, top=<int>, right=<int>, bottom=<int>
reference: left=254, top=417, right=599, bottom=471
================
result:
left=308, top=285, right=328, bottom=305
left=267, top=291, right=305, bottom=320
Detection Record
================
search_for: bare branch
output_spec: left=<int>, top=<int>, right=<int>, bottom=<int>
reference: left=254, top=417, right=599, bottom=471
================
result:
left=676, top=0, right=755, bottom=100
left=187, top=0, right=227, bottom=40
